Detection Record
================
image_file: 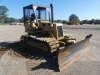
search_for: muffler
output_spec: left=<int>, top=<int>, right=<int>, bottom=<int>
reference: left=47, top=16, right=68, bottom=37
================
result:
left=58, top=34, right=92, bottom=71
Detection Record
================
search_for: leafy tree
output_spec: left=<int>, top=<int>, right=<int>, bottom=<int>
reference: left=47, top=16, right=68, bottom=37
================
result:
left=94, top=19, right=100, bottom=24
left=0, top=6, right=8, bottom=24
left=4, top=17, right=10, bottom=23
left=91, top=19, right=95, bottom=24
left=81, top=20, right=88, bottom=24
left=62, top=20, right=67, bottom=24
left=9, top=17, right=19, bottom=23
left=69, top=14, right=80, bottom=25
left=19, top=17, right=24, bottom=23
left=62, top=20, right=70, bottom=25
left=4, top=17, right=19, bottom=23
left=81, top=19, right=100, bottom=24
left=57, top=19, right=62, bottom=23
left=0, top=6, right=8, bottom=16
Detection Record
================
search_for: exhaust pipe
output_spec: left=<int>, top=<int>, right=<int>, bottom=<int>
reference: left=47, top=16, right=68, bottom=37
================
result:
left=50, top=4, right=54, bottom=23
left=58, top=34, right=92, bottom=71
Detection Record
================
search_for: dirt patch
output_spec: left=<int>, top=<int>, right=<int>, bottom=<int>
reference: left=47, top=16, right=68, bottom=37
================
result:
left=0, top=25, right=100, bottom=75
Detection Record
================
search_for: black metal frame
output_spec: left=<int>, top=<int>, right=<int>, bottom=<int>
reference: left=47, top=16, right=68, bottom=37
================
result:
left=23, top=4, right=54, bottom=25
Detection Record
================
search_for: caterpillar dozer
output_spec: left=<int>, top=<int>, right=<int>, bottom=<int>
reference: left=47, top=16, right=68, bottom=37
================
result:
left=21, top=4, right=92, bottom=71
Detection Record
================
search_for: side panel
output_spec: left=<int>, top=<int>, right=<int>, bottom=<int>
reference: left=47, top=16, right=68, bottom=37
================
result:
left=57, top=26, right=63, bottom=37
left=53, top=23, right=64, bottom=40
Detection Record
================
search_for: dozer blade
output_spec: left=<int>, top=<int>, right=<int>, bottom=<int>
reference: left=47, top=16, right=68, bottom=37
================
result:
left=58, top=34, right=92, bottom=71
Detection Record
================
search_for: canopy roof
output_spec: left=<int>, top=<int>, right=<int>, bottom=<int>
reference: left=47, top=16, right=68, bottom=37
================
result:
left=23, top=4, right=50, bottom=10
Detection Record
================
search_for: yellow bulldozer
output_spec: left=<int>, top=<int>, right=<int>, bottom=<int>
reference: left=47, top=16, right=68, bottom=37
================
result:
left=21, top=4, right=92, bottom=71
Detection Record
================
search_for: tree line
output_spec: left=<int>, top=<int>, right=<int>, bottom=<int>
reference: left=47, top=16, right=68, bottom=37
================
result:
left=61, top=18, right=100, bottom=25
left=0, top=5, right=100, bottom=25
left=57, top=15, right=100, bottom=25
left=0, top=6, right=23, bottom=24
left=0, top=17, right=24, bottom=24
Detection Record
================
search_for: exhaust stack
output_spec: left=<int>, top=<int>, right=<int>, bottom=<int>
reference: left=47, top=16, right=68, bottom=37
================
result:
left=50, top=4, right=54, bottom=23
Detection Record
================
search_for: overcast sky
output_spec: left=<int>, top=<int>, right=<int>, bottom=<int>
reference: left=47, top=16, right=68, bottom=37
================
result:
left=0, top=0, right=100, bottom=20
